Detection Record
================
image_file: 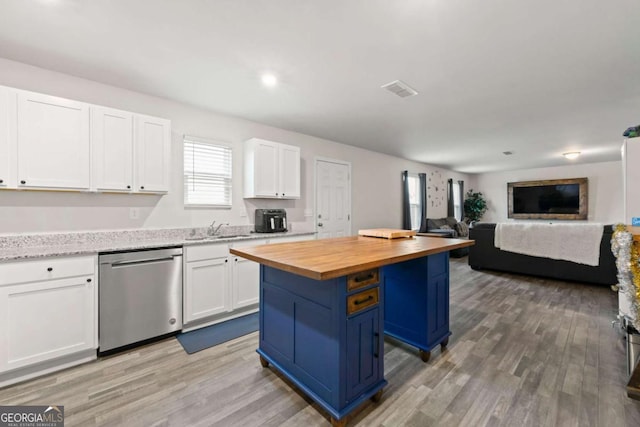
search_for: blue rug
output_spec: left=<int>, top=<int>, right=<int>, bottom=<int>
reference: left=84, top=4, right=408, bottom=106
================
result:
left=177, top=313, right=259, bottom=354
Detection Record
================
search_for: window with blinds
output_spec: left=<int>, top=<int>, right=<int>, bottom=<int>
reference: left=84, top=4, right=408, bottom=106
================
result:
left=183, top=136, right=232, bottom=207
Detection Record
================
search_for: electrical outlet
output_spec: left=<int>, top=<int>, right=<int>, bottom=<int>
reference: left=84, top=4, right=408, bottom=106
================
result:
left=129, top=208, right=140, bottom=220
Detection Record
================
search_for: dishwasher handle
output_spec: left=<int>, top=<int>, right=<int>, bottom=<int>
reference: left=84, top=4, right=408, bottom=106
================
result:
left=110, top=255, right=181, bottom=268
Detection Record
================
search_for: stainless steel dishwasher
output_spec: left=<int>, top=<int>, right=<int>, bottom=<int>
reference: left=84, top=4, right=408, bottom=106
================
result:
left=99, top=247, right=183, bottom=353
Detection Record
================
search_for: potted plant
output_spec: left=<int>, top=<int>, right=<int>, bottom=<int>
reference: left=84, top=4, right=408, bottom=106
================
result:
left=463, top=189, right=488, bottom=225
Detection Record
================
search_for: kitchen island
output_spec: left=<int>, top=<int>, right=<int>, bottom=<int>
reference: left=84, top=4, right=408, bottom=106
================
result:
left=230, top=235, right=474, bottom=426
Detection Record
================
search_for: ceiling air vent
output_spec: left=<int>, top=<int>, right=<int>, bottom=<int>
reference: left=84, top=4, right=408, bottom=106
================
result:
left=381, top=80, right=418, bottom=98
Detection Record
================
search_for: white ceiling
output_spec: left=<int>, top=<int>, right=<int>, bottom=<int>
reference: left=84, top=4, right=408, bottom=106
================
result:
left=1, top=0, right=639, bottom=173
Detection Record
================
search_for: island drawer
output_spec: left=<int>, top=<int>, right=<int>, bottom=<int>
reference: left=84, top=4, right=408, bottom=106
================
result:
left=347, top=287, right=379, bottom=315
left=347, top=268, right=379, bottom=291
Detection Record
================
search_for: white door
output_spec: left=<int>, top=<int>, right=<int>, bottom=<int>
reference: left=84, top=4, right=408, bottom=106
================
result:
left=183, top=257, right=230, bottom=323
left=279, top=144, right=300, bottom=199
left=0, top=276, right=95, bottom=372
left=17, top=91, right=90, bottom=189
left=315, top=159, right=351, bottom=239
left=91, top=107, right=134, bottom=191
left=0, top=86, right=15, bottom=188
left=135, top=114, right=171, bottom=193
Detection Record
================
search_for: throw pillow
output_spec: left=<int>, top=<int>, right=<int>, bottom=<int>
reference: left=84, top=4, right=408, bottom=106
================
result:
left=439, top=224, right=458, bottom=237
left=455, top=221, right=469, bottom=238
left=445, top=217, right=459, bottom=228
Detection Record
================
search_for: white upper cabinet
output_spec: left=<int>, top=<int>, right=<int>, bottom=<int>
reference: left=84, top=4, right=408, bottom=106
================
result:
left=0, top=85, right=171, bottom=195
left=244, top=138, right=300, bottom=199
left=91, top=107, right=134, bottom=192
left=135, top=114, right=171, bottom=193
left=0, top=87, right=16, bottom=188
left=17, top=91, right=90, bottom=190
left=279, top=143, right=301, bottom=199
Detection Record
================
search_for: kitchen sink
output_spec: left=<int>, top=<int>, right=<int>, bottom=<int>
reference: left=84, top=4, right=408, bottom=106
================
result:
left=185, top=234, right=252, bottom=241
left=184, top=236, right=206, bottom=241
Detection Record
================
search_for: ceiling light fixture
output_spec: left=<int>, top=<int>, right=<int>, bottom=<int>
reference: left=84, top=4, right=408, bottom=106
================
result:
left=563, top=151, right=581, bottom=160
left=261, top=74, right=277, bottom=87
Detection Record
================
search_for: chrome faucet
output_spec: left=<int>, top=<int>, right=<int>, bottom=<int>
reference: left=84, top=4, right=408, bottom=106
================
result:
left=207, top=221, right=227, bottom=236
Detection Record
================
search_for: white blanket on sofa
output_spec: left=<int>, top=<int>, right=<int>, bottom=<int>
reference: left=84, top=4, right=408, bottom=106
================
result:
left=494, top=222, right=604, bottom=266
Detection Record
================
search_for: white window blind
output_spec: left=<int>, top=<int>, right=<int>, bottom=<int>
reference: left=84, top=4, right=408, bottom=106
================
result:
left=183, top=136, right=232, bottom=207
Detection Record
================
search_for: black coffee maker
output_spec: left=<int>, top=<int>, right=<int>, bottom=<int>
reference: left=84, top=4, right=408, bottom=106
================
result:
left=255, top=209, right=287, bottom=233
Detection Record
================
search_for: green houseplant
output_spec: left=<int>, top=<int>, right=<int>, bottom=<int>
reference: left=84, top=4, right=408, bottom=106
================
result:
left=463, top=189, right=488, bottom=225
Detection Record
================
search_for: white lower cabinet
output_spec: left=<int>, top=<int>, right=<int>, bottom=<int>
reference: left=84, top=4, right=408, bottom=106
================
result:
left=0, top=255, right=97, bottom=386
left=183, top=240, right=266, bottom=328
left=183, top=235, right=315, bottom=330
left=231, top=256, right=260, bottom=309
left=184, top=253, right=230, bottom=323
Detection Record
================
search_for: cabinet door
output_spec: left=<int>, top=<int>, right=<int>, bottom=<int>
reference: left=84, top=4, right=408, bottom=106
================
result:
left=252, top=139, right=279, bottom=197
left=135, top=114, right=171, bottom=193
left=184, top=257, right=229, bottom=323
left=17, top=91, right=90, bottom=189
left=279, top=143, right=300, bottom=199
left=91, top=107, right=133, bottom=191
left=346, top=307, right=381, bottom=401
left=0, top=86, right=16, bottom=188
left=0, top=276, right=96, bottom=372
left=231, top=256, right=260, bottom=309
left=426, top=274, right=449, bottom=346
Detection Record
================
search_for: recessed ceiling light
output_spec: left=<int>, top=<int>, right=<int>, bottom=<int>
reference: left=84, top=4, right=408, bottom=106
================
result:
left=563, top=151, right=581, bottom=160
left=261, top=74, right=277, bottom=87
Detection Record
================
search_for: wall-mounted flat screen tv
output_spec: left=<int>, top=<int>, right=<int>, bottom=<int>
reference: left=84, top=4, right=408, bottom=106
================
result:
left=507, top=177, right=588, bottom=220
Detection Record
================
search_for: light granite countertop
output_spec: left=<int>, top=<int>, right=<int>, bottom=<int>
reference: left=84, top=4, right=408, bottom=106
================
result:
left=0, top=226, right=315, bottom=262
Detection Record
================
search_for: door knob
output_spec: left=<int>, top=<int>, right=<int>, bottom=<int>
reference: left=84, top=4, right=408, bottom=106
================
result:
left=318, top=223, right=323, bottom=227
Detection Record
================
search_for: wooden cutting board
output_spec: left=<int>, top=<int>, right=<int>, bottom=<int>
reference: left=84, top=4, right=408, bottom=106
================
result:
left=358, top=228, right=417, bottom=239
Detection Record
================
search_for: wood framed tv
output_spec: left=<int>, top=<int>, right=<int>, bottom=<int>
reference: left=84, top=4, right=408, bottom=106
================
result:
left=507, top=177, right=588, bottom=220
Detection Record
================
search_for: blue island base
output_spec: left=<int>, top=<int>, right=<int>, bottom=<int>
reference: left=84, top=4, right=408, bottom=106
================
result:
left=257, top=348, right=387, bottom=423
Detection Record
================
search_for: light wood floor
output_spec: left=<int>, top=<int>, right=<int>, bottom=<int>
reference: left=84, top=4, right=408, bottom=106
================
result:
left=2, top=257, right=640, bottom=426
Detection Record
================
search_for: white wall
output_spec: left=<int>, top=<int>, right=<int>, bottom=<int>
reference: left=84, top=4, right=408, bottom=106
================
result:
left=0, top=58, right=470, bottom=234
left=470, top=161, right=623, bottom=224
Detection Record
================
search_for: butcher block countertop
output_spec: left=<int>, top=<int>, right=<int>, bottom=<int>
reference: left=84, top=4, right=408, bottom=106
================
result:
left=230, top=235, right=474, bottom=281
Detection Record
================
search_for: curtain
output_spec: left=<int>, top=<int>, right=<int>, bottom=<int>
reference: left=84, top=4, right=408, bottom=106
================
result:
left=457, top=180, right=465, bottom=221
left=418, top=173, right=428, bottom=232
left=447, top=179, right=454, bottom=218
left=402, top=171, right=412, bottom=230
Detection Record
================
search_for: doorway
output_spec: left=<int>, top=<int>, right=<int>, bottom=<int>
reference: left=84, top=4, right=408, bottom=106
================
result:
left=314, top=158, right=352, bottom=238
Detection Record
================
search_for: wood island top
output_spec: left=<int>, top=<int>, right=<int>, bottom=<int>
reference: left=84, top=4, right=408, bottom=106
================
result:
left=229, top=235, right=474, bottom=281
